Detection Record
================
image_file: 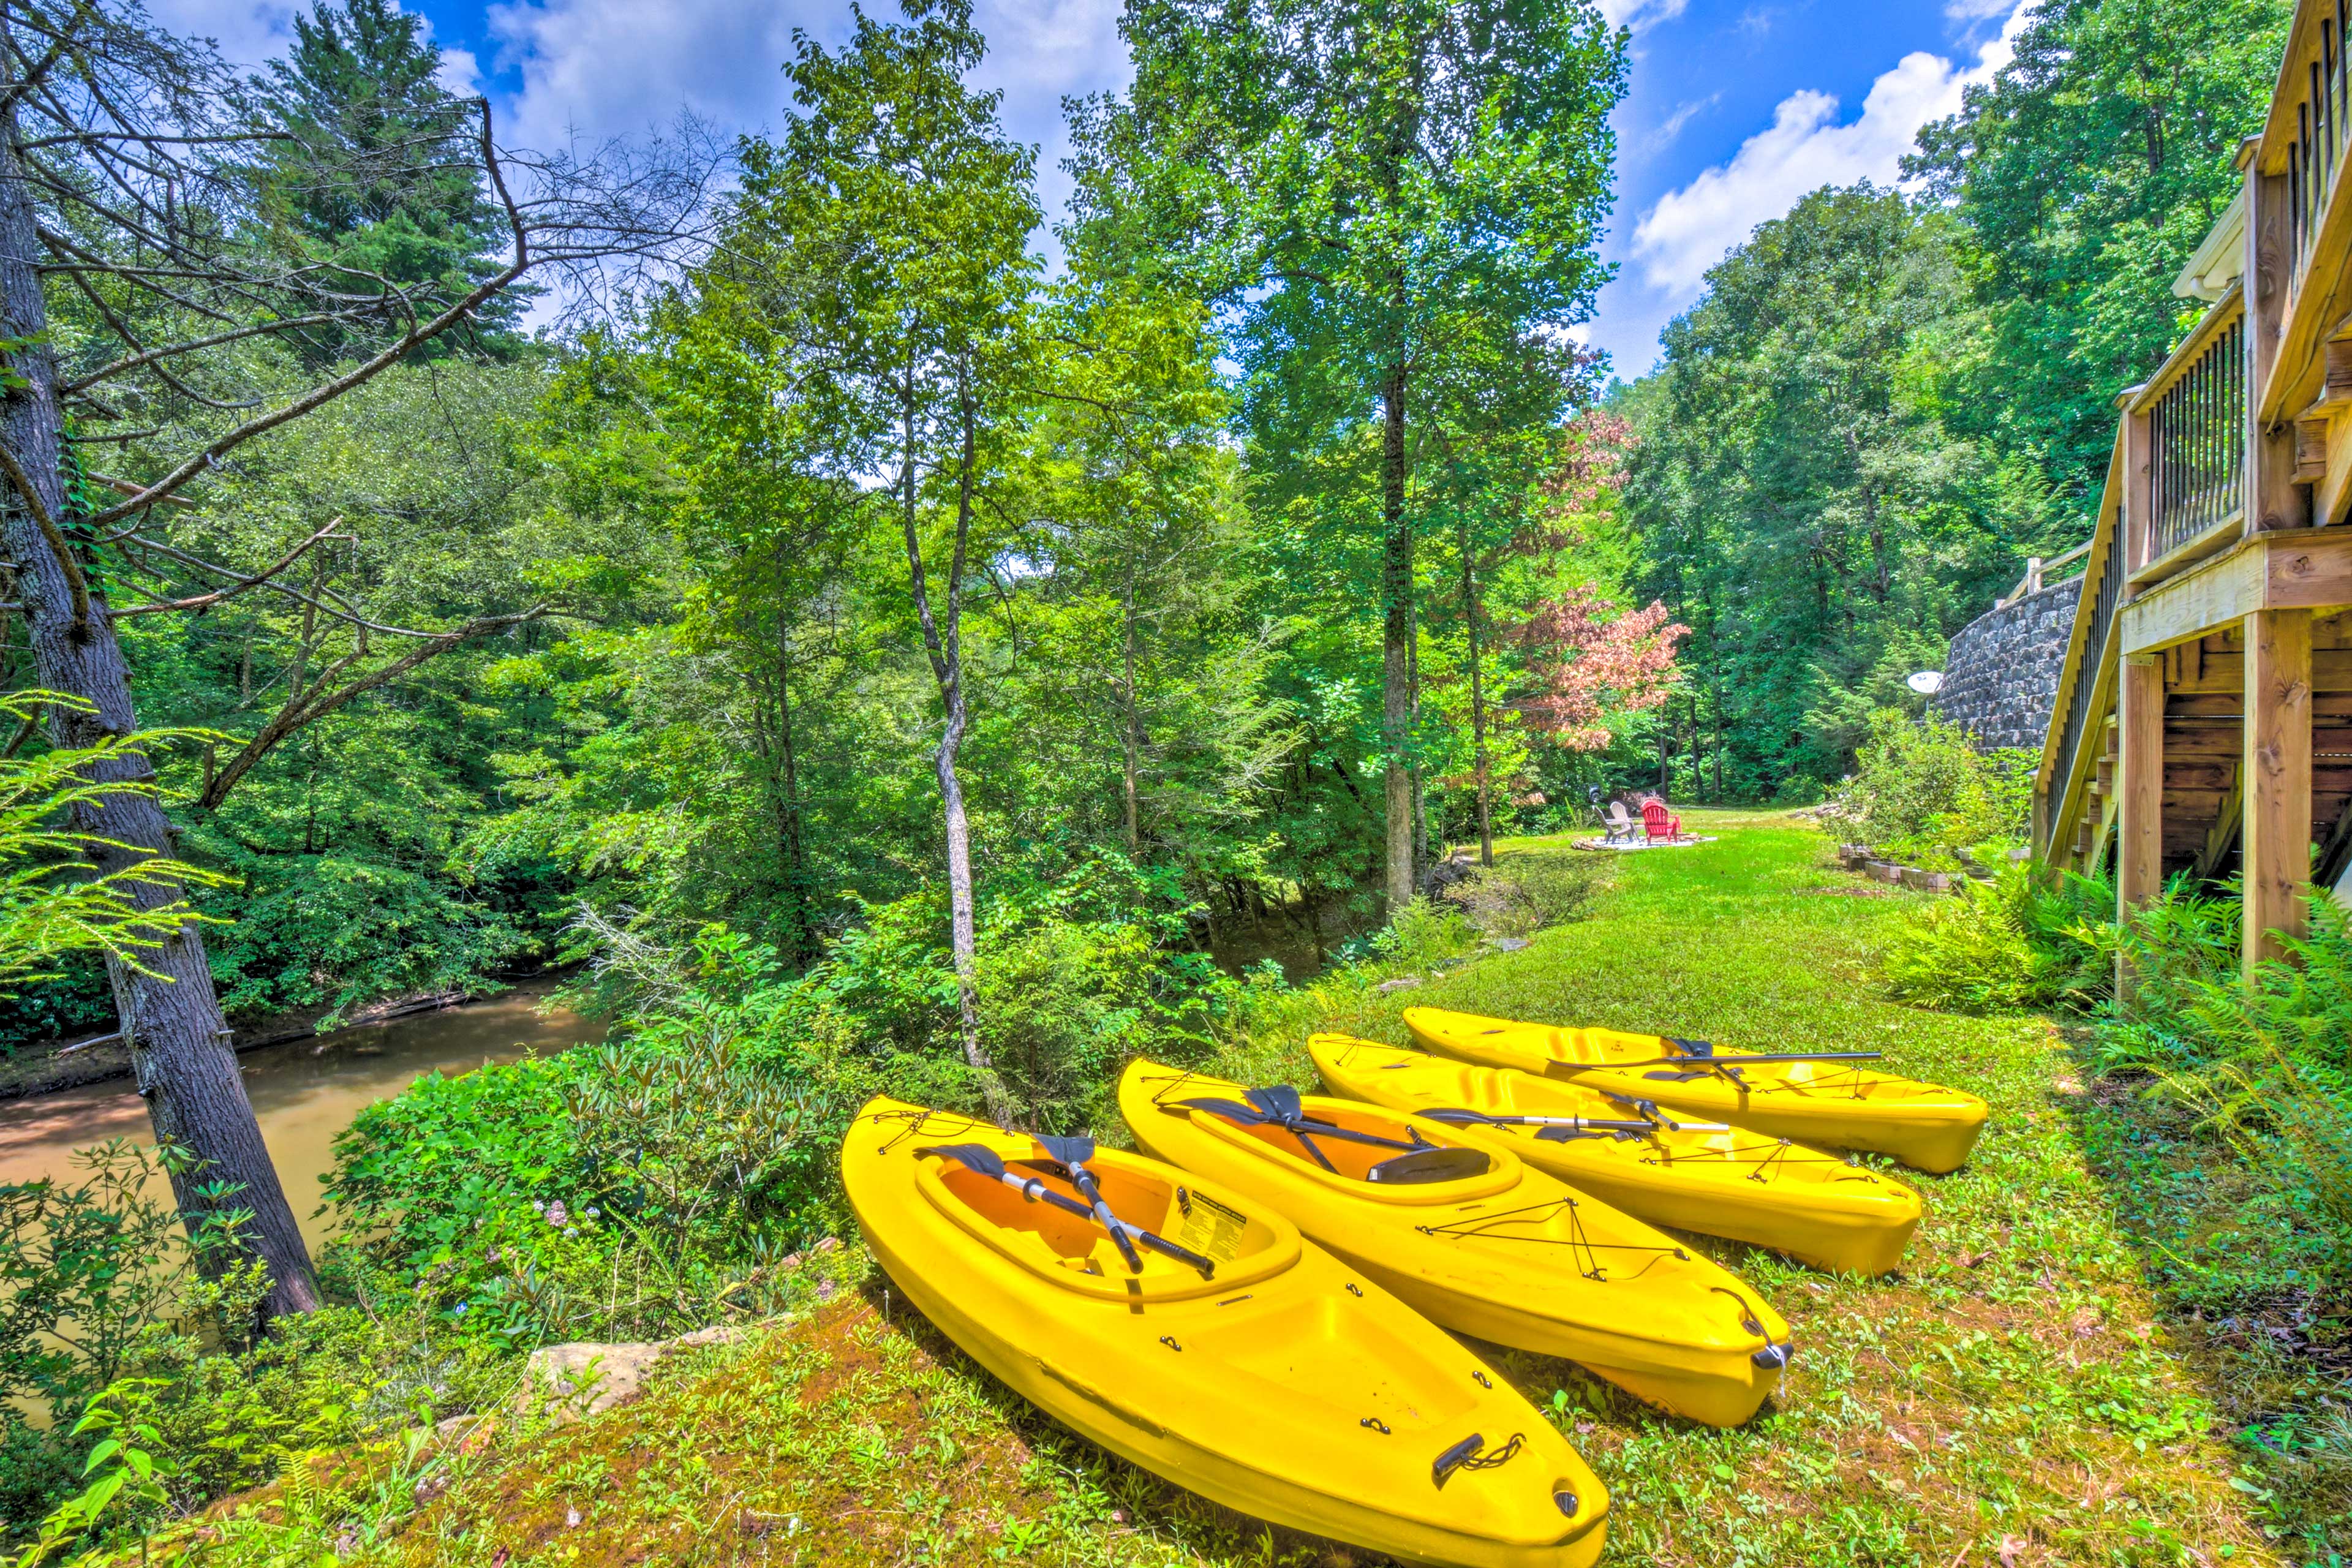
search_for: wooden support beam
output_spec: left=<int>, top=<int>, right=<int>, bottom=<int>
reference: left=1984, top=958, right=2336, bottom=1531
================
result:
left=2244, top=607, right=2315, bottom=981
left=2122, top=529, right=2352, bottom=654
left=2117, top=656, right=2166, bottom=1006
left=2166, top=647, right=2352, bottom=693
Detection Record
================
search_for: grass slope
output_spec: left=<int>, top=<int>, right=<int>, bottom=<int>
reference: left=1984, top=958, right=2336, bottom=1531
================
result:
left=181, top=812, right=2276, bottom=1567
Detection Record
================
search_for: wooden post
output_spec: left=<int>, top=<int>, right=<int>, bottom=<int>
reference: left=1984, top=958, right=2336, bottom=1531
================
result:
left=2116, top=655, right=2165, bottom=1005
left=2243, top=607, right=2314, bottom=981
left=2122, top=407, right=2154, bottom=571
left=2245, top=149, right=2312, bottom=535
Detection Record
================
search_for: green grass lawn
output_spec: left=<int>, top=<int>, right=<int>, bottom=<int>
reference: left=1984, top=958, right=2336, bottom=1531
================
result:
left=181, top=812, right=2286, bottom=1567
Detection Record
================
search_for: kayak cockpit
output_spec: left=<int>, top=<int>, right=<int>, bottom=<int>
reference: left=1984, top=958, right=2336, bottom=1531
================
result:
left=1160, top=1086, right=1521, bottom=1204
left=914, top=1142, right=1297, bottom=1300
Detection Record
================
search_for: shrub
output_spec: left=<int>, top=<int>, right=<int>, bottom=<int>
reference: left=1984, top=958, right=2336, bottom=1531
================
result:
left=1880, top=862, right=2110, bottom=1014
left=2102, top=889, right=2352, bottom=1272
left=2, top=1142, right=511, bottom=1548
left=1822, top=708, right=2033, bottom=869
left=1443, top=852, right=1609, bottom=939
left=325, top=1023, right=832, bottom=1347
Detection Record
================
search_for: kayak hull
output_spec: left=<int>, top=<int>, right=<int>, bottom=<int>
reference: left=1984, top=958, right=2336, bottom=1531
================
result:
left=844, top=1097, right=1608, bottom=1568
left=1311, top=1035, right=1921, bottom=1275
left=1119, top=1063, right=1792, bottom=1430
left=1404, top=1006, right=1990, bottom=1175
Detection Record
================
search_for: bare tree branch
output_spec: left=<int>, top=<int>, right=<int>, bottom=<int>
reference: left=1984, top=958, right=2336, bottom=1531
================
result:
left=198, top=605, right=549, bottom=807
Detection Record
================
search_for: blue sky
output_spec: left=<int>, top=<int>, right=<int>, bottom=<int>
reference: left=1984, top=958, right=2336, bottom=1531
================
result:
left=146, top=0, right=2030, bottom=379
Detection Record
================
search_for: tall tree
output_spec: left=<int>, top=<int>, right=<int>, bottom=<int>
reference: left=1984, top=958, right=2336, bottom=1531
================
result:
left=240, top=0, right=528, bottom=344
left=1908, top=0, right=2288, bottom=515
left=1103, top=0, right=1624, bottom=914
left=1622, top=186, right=2014, bottom=794
left=0, top=0, right=711, bottom=1314
left=746, top=0, right=1038, bottom=1119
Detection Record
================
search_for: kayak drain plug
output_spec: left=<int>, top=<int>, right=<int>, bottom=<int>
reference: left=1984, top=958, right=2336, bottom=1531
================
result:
left=1554, top=1490, right=1580, bottom=1518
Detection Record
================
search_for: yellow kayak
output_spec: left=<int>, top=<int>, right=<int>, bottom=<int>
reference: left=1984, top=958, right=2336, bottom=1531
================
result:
left=843, top=1097, right=1608, bottom=1568
left=1310, top=1035, right=1922, bottom=1275
left=1404, top=1006, right=1989, bottom=1175
left=1118, top=1062, right=1793, bottom=1430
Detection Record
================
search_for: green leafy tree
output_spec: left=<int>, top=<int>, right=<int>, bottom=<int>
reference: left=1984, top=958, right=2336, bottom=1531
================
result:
left=1623, top=186, right=2016, bottom=795
left=1908, top=0, right=2288, bottom=515
left=723, top=0, right=1042, bottom=1117
left=1102, top=0, right=1625, bottom=913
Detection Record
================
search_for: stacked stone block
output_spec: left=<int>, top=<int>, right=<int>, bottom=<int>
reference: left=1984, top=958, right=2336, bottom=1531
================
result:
left=1932, top=576, right=2079, bottom=752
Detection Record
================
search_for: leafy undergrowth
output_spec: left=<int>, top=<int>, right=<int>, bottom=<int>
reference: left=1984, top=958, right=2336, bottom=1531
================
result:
left=112, top=812, right=2301, bottom=1565
left=2072, top=1072, right=2352, bottom=1559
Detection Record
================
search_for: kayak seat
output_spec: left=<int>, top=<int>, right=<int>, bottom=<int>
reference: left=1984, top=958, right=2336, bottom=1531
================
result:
left=1365, top=1146, right=1494, bottom=1185
left=919, top=1150, right=1288, bottom=1297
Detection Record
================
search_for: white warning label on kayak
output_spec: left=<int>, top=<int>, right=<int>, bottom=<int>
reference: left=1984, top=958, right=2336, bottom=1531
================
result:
left=1172, top=1188, right=1249, bottom=1263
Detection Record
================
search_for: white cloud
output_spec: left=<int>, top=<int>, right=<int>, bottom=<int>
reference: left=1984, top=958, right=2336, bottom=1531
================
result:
left=141, top=0, right=300, bottom=70
left=1597, top=0, right=1689, bottom=34
left=1629, top=1, right=2029, bottom=299
left=1652, top=93, right=1718, bottom=146
left=1945, top=0, right=2017, bottom=20
left=484, top=0, right=803, bottom=154
left=477, top=0, right=1125, bottom=234
left=436, top=45, right=484, bottom=98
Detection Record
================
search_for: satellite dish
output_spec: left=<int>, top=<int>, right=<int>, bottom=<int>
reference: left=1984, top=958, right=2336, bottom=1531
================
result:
left=1906, top=671, right=1945, bottom=695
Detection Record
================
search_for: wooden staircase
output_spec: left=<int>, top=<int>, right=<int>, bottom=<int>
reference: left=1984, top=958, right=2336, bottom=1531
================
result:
left=2033, top=0, right=2352, bottom=981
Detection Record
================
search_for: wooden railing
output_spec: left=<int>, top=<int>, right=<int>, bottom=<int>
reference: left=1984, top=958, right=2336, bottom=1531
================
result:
left=2149, top=308, right=2246, bottom=556
left=2287, top=0, right=2352, bottom=290
left=2048, top=505, right=2123, bottom=839
left=1999, top=538, right=2092, bottom=607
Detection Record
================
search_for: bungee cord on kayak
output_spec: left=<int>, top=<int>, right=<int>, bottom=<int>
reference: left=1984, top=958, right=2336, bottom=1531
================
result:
left=1412, top=1194, right=1692, bottom=1283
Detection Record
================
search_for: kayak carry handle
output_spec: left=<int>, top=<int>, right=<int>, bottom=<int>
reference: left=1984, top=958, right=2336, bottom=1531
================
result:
left=1431, top=1430, right=1525, bottom=1488
left=917, top=1142, right=1216, bottom=1280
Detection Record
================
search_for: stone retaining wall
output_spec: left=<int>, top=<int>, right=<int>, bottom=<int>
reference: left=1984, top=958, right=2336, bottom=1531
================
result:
left=1933, top=575, right=2079, bottom=752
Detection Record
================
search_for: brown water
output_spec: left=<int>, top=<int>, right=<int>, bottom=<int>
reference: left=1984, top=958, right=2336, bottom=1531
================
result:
left=0, top=983, right=606, bottom=1250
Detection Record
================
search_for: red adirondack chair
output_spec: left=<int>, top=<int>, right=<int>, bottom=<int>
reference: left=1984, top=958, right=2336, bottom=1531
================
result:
left=1640, top=798, right=1681, bottom=843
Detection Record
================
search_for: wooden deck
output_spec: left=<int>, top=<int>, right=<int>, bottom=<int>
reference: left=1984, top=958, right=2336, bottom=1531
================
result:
left=2034, top=0, right=2352, bottom=981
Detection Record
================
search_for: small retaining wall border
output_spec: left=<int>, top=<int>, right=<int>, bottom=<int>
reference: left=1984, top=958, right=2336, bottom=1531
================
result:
left=1831, top=842, right=1984, bottom=895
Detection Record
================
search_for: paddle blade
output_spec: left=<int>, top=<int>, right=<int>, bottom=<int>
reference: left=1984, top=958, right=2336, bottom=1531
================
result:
left=1033, top=1134, right=1098, bottom=1167
left=1365, top=1147, right=1491, bottom=1185
left=1244, top=1085, right=1306, bottom=1123
left=916, top=1143, right=1007, bottom=1180
left=1418, top=1107, right=1501, bottom=1126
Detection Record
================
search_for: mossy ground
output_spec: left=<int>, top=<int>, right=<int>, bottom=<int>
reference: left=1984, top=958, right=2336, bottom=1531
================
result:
left=132, top=812, right=2329, bottom=1566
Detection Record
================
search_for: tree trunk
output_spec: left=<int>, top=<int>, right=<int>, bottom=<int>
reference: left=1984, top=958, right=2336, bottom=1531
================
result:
left=769, top=594, right=812, bottom=968
left=1457, top=511, right=1493, bottom=867
left=0, top=107, right=317, bottom=1317
left=1380, top=370, right=1414, bottom=913
left=901, top=360, right=1012, bottom=1125
left=1121, top=552, right=1140, bottom=852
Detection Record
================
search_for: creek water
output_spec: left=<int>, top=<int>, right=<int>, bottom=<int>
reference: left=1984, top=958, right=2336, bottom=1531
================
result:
left=0, top=982, right=606, bottom=1250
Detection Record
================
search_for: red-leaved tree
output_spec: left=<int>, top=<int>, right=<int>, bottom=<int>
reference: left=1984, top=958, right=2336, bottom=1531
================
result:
left=1515, top=586, right=1687, bottom=751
